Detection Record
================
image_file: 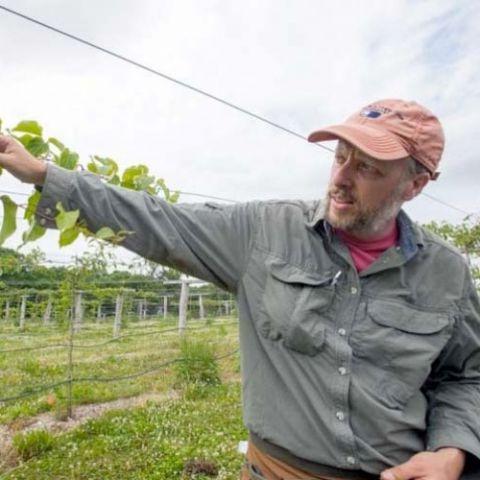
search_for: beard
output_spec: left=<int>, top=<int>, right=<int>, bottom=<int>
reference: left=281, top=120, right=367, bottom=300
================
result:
left=324, top=184, right=405, bottom=237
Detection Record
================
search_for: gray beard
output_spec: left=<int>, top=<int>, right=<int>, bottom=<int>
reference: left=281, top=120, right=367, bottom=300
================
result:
left=324, top=192, right=404, bottom=237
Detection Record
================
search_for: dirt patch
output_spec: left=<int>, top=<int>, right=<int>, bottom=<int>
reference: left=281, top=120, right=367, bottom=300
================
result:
left=0, top=390, right=178, bottom=471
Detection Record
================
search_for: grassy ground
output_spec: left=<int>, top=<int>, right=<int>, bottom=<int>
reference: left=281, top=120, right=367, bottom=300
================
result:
left=3, top=383, right=246, bottom=479
left=0, top=316, right=244, bottom=479
left=0, top=316, right=239, bottom=423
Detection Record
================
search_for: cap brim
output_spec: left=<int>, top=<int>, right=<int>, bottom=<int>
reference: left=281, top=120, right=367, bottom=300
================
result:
left=307, top=124, right=410, bottom=161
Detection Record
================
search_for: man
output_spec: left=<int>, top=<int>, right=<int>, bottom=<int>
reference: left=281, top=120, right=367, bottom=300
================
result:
left=0, top=99, right=479, bottom=480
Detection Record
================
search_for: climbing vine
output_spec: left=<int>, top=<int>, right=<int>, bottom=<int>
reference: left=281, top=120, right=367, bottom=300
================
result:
left=0, top=118, right=179, bottom=247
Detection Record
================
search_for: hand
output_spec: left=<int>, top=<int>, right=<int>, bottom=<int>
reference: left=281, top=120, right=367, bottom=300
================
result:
left=0, top=135, right=47, bottom=185
left=380, top=448, right=466, bottom=480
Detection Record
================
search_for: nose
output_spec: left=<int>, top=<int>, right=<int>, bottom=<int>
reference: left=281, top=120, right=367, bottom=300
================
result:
left=331, top=155, right=355, bottom=188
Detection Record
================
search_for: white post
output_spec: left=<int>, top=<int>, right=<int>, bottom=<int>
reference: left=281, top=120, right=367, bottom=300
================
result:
left=96, top=304, right=102, bottom=323
left=137, top=299, right=143, bottom=321
left=43, top=297, right=52, bottom=325
left=73, top=291, right=83, bottom=333
left=178, top=280, right=189, bottom=334
left=163, top=296, right=168, bottom=319
left=19, top=295, right=27, bottom=330
left=198, top=294, right=205, bottom=319
left=113, top=293, right=124, bottom=337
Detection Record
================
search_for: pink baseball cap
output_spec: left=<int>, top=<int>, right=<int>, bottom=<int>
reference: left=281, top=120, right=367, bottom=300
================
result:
left=307, top=99, right=445, bottom=180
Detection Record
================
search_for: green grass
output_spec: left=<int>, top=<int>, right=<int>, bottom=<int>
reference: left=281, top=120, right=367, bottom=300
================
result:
left=12, top=430, right=56, bottom=461
left=3, top=383, right=247, bottom=480
left=0, top=316, right=239, bottom=424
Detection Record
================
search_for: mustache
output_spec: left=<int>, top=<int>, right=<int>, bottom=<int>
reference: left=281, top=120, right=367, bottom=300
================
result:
left=328, top=188, right=356, bottom=203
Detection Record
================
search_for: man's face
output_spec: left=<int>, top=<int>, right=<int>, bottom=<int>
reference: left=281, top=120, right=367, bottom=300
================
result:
left=325, top=141, right=412, bottom=238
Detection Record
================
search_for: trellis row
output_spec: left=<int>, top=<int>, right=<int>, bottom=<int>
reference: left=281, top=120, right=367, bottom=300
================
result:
left=0, top=285, right=235, bottom=336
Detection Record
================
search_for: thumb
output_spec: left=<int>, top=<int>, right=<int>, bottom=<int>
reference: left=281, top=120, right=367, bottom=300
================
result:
left=380, top=460, right=418, bottom=480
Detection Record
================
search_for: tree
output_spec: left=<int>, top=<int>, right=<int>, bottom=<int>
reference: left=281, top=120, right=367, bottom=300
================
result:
left=424, top=217, right=480, bottom=285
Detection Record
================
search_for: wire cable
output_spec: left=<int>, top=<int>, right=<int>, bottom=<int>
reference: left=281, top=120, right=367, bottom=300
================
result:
left=0, top=5, right=476, bottom=216
left=0, top=4, right=331, bottom=153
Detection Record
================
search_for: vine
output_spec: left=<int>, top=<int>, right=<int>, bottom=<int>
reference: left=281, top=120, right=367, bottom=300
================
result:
left=0, top=119, right=179, bottom=247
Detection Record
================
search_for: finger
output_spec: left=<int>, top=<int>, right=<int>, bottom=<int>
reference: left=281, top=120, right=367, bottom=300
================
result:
left=0, top=135, right=15, bottom=153
left=381, top=464, right=418, bottom=480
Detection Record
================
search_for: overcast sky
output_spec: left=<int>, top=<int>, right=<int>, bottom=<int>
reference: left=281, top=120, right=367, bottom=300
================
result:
left=0, top=0, right=479, bottom=264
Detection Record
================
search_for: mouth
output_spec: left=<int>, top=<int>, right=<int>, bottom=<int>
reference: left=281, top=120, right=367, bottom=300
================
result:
left=330, top=192, right=355, bottom=210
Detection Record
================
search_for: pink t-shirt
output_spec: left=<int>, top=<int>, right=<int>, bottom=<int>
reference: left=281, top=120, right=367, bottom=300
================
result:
left=335, top=223, right=399, bottom=272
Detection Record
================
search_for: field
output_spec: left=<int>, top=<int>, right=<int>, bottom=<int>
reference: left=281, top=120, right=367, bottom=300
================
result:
left=0, top=315, right=245, bottom=479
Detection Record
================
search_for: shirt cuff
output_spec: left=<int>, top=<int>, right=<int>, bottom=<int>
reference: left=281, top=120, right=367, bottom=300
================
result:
left=427, top=426, right=480, bottom=476
left=35, top=164, right=76, bottom=229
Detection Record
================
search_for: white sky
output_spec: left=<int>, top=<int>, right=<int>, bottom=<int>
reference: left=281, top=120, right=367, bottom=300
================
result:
left=0, top=0, right=479, bottom=264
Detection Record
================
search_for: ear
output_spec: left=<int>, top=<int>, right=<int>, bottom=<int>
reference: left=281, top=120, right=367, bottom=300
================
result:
left=402, top=172, right=430, bottom=201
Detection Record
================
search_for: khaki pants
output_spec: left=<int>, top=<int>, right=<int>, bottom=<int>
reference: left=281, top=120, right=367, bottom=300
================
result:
left=240, top=441, right=351, bottom=480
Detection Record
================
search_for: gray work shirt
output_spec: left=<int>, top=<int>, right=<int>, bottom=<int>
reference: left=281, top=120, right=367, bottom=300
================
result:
left=36, top=165, right=480, bottom=475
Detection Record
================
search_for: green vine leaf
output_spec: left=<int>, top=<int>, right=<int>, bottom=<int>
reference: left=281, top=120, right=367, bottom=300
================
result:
left=24, top=191, right=42, bottom=222
left=27, top=137, right=49, bottom=157
left=121, top=165, right=149, bottom=190
left=47, top=137, right=65, bottom=152
left=55, top=202, right=80, bottom=231
left=0, top=195, right=18, bottom=246
left=57, top=149, right=79, bottom=170
left=95, top=227, right=116, bottom=240
left=12, top=120, right=43, bottom=136
left=59, top=226, right=80, bottom=246
left=87, top=156, right=119, bottom=180
left=22, top=221, right=46, bottom=244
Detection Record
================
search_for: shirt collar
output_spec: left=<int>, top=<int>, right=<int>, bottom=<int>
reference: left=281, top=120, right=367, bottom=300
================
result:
left=306, top=201, right=424, bottom=259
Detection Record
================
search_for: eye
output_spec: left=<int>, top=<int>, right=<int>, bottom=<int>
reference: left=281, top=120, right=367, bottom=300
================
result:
left=359, top=161, right=382, bottom=176
left=335, top=153, right=346, bottom=164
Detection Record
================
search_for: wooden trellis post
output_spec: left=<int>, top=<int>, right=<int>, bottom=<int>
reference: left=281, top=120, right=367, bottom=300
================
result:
left=96, top=304, right=102, bottom=323
left=178, top=279, right=189, bottom=334
left=198, top=294, right=205, bottom=319
left=73, top=291, right=83, bottom=333
left=137, top=299, right=143, bottom=321
left=113, top=293, right=124, bottom=338
left=43, top=297, right=52, bottom=325
left=163, top=296, right=168, bottom=319
left=19, top=295, right=27, bottom=330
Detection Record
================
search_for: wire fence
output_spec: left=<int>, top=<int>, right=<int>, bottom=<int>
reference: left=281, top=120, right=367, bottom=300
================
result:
left=0, top=278, right=240, bottom=419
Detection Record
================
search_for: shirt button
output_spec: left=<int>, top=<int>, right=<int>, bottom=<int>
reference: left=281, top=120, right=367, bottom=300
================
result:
left=347, top=456, right=356, bottom=465
left=338, top=367, right=347, bottom=375
left=45, top=207, right=52, bottom=215
left=336, top=411, right=345, bottom=421
left=350, top=286, right=358, bottom=295
left=39, top=218, right=46, bottom=226
left=338, top=328, right=346, bottom=336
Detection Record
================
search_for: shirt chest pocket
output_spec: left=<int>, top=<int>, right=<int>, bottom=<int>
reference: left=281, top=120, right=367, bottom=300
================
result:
left=354, top=299, right=453, bottom=407
left=258, top=259, right=335, bottom=356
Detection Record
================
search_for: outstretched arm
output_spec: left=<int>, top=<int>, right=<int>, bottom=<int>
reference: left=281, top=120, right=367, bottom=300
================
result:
left=0, top=135, right=257, bottom=292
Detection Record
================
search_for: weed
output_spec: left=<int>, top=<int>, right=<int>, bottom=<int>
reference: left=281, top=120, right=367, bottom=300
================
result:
left=12, top=429, right=55, bottom=460
left=19, top=359, right=41, bottom=376
left=174, top=339, right=220, bottom=388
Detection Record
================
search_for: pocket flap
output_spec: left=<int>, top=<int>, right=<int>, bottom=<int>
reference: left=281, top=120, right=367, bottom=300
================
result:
left=267, top=259, right=332, bottom=286
left=369, top=300, right=450, bottom=334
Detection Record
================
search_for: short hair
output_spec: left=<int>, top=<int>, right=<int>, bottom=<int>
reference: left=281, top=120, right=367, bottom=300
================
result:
left=406, top=157, right=430, bottom=177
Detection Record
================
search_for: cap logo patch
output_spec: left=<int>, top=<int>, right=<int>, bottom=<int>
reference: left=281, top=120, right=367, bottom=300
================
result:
left=360, top=104, right=392, bottom=119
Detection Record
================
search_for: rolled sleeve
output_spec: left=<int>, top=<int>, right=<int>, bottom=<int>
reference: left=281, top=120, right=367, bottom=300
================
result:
left=425, top=268, right=480, bottom=467
left=35, top=164, right=257, bottom=291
